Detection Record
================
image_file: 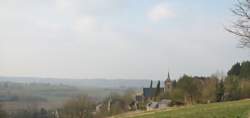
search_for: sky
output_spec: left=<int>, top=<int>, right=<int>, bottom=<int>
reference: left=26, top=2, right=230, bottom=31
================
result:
left=0, top=0, right=249, bottom=80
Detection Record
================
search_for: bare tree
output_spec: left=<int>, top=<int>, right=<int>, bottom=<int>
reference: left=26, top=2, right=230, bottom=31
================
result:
left=226, top=0, right=250, bottom=48
left=61, top=95, right=95, bottom=118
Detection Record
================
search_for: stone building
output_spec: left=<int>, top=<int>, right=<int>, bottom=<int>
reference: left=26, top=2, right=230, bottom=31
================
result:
left=164, top=72, right=172, bottom=92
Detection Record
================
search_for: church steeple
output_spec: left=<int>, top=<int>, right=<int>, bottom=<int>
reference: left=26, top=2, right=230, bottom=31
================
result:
left=167, top=72, right=171, bottom=81
left=165, top=72, right=172, bottom=92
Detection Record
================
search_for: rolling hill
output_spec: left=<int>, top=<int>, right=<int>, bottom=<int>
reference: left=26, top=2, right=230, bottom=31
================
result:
left=115, top=99, right=250, bottom=118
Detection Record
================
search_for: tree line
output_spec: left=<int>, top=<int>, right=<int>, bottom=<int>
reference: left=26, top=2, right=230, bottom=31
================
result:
left=160, top=61, right=250, bottom=105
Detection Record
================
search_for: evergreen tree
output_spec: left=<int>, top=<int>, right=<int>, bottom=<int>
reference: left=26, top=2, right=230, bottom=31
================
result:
left=239, top=61, right=250, bottom=79
left=172, top=80, right=177, bottom=88
left=216, top=79, right=224, bottom=102
left=228, top=62, right=241, bottom=76
left=155, top=81, right=161, bottom=98
left=150, top=80, right=153, bottom=88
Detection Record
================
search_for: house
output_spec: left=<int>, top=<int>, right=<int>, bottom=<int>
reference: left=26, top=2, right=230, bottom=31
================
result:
left=142, top=72, right=173, bottom=100
left=133, top=72, right=174, bottom=110
left=146, top=99, right=172, bottom=111
left=146, top=102, right=158, bottom=111
left=0, top=95, right=18, bottom=101
left=129, top=101, right=138, bottom=110
left=135, top=95, right=143, bottom=102
left=95, top=104, right=103, bottom=113
left=158, top=99, right=172, bottom=109
left=143, top=88, right=164, bottom=100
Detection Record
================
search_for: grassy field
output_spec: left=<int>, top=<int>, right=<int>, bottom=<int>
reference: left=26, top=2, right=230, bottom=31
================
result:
left=116, top=99, right=250, bottom=118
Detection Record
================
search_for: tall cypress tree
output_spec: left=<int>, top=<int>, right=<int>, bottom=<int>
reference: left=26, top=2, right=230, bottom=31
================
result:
left=150, top=80, right=153, bottom=88
left=216, top=79, right=224, bottom=102
left=155, top=81, right=161, bottom=98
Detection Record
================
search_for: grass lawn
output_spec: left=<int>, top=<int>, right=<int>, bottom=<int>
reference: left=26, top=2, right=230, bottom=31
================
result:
left=117, top=99, right=250, bottom=118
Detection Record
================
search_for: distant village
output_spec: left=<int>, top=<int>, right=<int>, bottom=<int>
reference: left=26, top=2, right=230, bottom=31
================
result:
left=94, top=72, right=174, bottom=115
left=134, top=72, right=173, bottom=111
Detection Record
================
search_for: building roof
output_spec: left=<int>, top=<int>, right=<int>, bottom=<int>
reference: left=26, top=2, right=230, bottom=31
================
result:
left=167, top=72, right=171, bottom=80
left=165, top=72, right=171, bottom=83
left=143, top=88, right=164, bottom=98
left=159, top=99, right=172, bottom=104
left=146, top=102, right=158, bottom=108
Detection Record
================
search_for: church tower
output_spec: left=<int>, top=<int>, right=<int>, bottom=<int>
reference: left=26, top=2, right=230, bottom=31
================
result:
left=164, top=72, right=172, bottom=92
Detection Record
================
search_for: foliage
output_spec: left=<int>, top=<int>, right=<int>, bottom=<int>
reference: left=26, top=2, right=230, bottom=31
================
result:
left=154, top=81, right=161, bottom=100
left=224, top=76, right=241, bottom=101
left=240, top=80, right=250, bottom=99
left=149, top=80, right=153, bottom=89
left=60, top=95, right=95, bottom=118
left=215, top=79, right=224, bottom=102
left=160, top=75, right=220, bottom=104
left=227, top=61, right=250, bottom=79
left=97, top=90, right=135, bottom=117
left=198, top=77, right=217, bottom=103
left=239, top=61, right=250, bottom=79
left=8, top=108, right=53, bottom=118
left=172, top=80, right=177, bottom=88
left=158, top=61, right=250, bottom=106
left=176, top=75, right=201, bottom=104
left=224, top=61, right=250, bottom=101
left=168, top=88, right=184, bottom=104
left=0, top=105, right=7, bottom=118
left=228, top=62, right=241, bottom=76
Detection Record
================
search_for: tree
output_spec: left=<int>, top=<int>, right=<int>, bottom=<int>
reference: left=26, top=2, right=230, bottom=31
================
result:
left=177, top=75, right=201, bottom=104
left=226, top=0, right=250, bottom=48
left=227, top=61, right=250, bottom=79
left=40, top=108, right=49, bottom=118
left=0, top=104, right=7, bottom=118
left=239, top=79, right=250, bottom=98
left=198, top=77, right=218, bottom=103
left=216, top=79, right=225, bottom=102
left=172, top=80, right=177, bottom=88
left=224, top=76, right=241, bottom=100
left=149, top=80, right=153, bottom=89
left=154, top=81, right=161, bottom=99
left=61, top=95, right=95, bottom=118
left=239, top=61, right=250, bottom=79
left=97, top=90, right=135, bottom=117
left=228, top=62, right=241, bottom=76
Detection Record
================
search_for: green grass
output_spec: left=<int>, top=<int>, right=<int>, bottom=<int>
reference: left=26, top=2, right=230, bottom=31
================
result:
left=120, top=99, right=250, bottom=118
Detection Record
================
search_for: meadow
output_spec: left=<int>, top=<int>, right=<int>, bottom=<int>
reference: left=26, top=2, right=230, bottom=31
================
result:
left=117, top=99, right=250, bottom=118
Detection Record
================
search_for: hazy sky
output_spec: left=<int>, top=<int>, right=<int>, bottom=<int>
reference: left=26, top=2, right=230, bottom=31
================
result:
left=0, top=0, right=249, bottom=80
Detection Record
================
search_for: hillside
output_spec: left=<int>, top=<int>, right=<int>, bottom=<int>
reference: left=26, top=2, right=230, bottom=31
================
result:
left=115, top=99, right=250, bottom=118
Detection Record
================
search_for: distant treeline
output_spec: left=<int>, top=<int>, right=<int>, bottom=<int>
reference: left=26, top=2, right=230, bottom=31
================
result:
left=160, top=61, right=250, bottom=104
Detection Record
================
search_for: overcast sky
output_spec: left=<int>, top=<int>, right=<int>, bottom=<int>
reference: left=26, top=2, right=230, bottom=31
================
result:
left=0, top=0, right=249, bottom=80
